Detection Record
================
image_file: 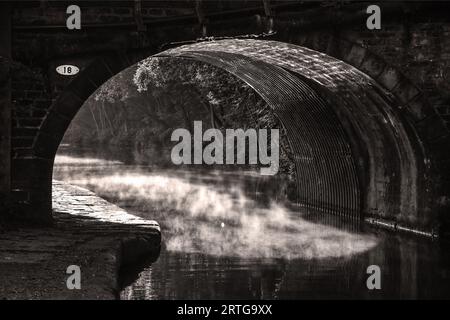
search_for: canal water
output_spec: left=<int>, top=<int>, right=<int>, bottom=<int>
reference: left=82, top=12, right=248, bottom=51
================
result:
left=53, top=146, right=450, bottom=299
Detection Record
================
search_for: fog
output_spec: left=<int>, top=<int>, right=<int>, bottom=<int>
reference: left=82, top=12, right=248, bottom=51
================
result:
left=54, top=155, right=378, bottom=260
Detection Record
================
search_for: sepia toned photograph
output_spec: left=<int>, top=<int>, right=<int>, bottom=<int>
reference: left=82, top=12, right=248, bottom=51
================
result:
left=1, top=0, right=450, bottom=305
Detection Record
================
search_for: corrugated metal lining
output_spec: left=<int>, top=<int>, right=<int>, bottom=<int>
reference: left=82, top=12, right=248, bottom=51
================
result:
left=156, top=50, right=361, bottom=219
left=159, top=39, right=425, bottom=224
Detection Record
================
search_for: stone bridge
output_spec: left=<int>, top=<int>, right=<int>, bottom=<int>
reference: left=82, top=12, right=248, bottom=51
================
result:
left=1, top=1, right=450, bottom=237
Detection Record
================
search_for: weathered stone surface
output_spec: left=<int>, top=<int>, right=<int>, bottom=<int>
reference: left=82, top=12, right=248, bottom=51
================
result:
left=0, top=181, right=160, bottom=299
left=0, top=3, right=11, bottom=221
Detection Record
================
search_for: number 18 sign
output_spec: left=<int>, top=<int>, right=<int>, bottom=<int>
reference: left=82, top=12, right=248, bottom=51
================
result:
left=56, top=64, right=79, bottom=76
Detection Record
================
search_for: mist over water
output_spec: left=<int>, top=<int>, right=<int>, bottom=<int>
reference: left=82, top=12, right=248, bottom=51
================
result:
left=53, top=152, right=450, bottom=299
left=55, top=155, right=123, bottom=166
left=54, top=155, right=378, bottom=260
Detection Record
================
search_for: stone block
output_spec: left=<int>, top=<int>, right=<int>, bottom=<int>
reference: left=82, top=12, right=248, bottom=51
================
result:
left=345, top=45, right=366, bottom=68
left=39, top=111, right=72, bottom=137
left=416, top=114, right=449, bottom=142
left=360, top=52, right=386, bottom=79
left=33, top=131, right=62, bottom=159
left=378, top=66, right=402, bottom=91
left=392, top=78, right=420, bottom=105
left=50, top=90, right=84, bottom=120
left=406, top=95, right=436, bottom=121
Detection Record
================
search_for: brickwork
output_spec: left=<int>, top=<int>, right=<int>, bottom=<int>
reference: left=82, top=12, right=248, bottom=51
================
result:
left=2, top=1, right=450, bottom=233
left=0, top=4, right=11, bottom=223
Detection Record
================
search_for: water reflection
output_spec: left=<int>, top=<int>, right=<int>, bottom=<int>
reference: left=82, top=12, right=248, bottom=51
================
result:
left=54, top=154, right=377, bottom=260
left=118, top=238, right=450, bottom=300
left=53, top=147, right=450, bottom=299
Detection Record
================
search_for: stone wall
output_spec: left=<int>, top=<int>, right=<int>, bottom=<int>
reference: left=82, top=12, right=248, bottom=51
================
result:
left=0, top=4, right=11, bottom=224
left=4, top=1, right=450, bottom=232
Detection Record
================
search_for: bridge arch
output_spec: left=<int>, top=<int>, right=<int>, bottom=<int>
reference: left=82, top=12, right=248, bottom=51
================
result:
left=21, top=39, right=447, bottom=234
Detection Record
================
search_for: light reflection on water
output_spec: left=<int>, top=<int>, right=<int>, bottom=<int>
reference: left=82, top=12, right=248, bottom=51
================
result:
left=53, top=150, right=450, bottom=299
left=54, top=155, right=378, bottom=260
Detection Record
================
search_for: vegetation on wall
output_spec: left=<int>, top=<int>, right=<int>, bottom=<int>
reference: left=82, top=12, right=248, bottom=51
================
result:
left=62, top=58, right=296, bottom=184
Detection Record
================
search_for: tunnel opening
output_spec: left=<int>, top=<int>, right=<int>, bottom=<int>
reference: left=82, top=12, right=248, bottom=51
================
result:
left=24, top=39, right=435, bottom=236
left=156, top=39, right=432, bottom=231
left=53, top=56, right=297, bottom=215
left=54, top=52, right=363, bottom=224
left=52, top=53, right=382, bottom=268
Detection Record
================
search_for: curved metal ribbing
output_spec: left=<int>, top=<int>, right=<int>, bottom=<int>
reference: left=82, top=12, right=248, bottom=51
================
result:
left=156, top=50, right=360, bottom=218
left=159, top=39, right=423, bottom=223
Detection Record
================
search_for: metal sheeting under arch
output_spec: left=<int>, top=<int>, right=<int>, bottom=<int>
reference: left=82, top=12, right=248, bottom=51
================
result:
left=157, top=39, right=425, bottom=227
left=155, top=50, right=361, bottom=218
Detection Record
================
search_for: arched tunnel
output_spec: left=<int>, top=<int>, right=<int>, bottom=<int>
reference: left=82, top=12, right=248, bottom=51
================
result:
left=4, top=0, right=450, bottom=301
left=29, top=39, right=446, bottom=235
left=156, top=40, right=424, bottom=225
